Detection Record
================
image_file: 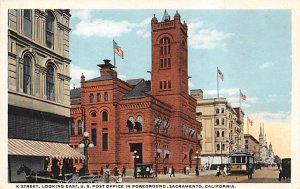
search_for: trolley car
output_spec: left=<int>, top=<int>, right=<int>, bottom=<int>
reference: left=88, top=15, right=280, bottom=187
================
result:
left=229, top=152, right=254, bottom=174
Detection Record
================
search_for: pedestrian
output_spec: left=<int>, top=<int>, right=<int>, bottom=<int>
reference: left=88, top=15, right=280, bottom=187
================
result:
left=223, top=165, right=228, bottom=176
left=170, top=165, right=175, bottom=177
left=247, top=164, right=253, bottom=179
left=195, top=165, right=199, bottom=176
left=186, top=166, right=190, bottom=175
left=122, top=165, right=126, bottom=177
left=113, top=166, right=118, bottom=176
left=163, top=165, right=167, bottom=175
left=146, top=166, right=150, bottom=178
left=216, top=166, right=220, bottom=177
left=104, top=164, right=110, bottom=183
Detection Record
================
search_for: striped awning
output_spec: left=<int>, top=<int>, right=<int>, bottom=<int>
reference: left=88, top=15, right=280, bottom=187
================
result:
left=8, top=139, right=85, bottom=159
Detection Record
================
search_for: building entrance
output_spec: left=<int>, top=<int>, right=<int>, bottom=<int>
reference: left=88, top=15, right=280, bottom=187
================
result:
left=130, top=143, right=143, bottom=164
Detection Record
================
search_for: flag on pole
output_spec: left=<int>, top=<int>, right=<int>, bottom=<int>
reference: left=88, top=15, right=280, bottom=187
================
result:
left=217, top=68, right=224, bottom=81
left=113, top=40, right=124, bottom=59
left=240, top=91, right=247, bottom=101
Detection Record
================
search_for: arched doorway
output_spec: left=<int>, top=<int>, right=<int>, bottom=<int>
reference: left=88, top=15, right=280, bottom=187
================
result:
left=189, top=149, right=194, bottom=168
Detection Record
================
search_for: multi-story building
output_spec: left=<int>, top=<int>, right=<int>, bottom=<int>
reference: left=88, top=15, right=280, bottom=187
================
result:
left=8, top=9, right=83, bottom=182
left=70, top=10, right=202, bottom=174
left=244, top=134, right=260, bottom=161
left=190, top=89, right=245, bottom=168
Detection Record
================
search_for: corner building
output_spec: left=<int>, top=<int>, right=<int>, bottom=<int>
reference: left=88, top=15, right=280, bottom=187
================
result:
left=70, top=11, right=202, bottom=173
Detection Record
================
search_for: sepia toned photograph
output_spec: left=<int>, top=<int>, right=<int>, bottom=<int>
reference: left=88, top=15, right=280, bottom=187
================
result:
left=1, top=0, right=300, bottom=188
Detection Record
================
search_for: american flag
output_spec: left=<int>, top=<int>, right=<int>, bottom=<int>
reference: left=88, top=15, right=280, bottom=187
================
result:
left=240, top=91, right=247, bottom=101
left=217, top=68, right=224, bottom=81
left=113, top=40, right=124, bottom=59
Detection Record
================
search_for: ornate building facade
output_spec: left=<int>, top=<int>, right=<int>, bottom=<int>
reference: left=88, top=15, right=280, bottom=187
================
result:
left=190, top=89, right=245, bottom=167
left=8, top=9, right=83, bottom=182
left=258, top=125, right=275, bottom=165
left=70, top=11, right=202, bottom=173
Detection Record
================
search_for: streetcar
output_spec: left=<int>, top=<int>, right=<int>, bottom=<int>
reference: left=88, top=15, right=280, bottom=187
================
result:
left=229, top=152, right=255, bottom=174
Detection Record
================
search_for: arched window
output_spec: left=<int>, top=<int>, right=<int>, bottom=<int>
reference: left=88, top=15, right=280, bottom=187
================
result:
left=91, top=111, right=97, bottom=117
left=222, top=118, right=225, bottom=125
left=23, top=9, right=32, bottom=38
left=215, top=119, right=220, bottom=125
left=135, top=116, right=144, bottom=132
left=222, top=144, right=225, bottom=150
left=23, top=54, right=32, bottom=94
left=221, top=108, right=225, bottom=113
left=216, top=131, right=220, bottom=137
left=216, top=108, right=220, bottom=114
left=89, top=94, right=94, bottom=103
left=46, top=11, right=54, bottom=49
left=46, top=65, right=55, bottom=101
left=221, top=131, right=225, bottom=137
left=78, top=120, right=83, bottom=135
left=160, top=37, right=170, bottom=55
left=217, top=144, right=220, bottom=151
left=70, top=120, right=75, bottom=135
left=127, top=116, right=135, bottom=132
left=102, top=111, right=108, bottom=122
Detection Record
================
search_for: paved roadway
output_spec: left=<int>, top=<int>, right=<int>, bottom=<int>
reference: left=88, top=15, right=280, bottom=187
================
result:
left=121, top=167, right=290, bottom=183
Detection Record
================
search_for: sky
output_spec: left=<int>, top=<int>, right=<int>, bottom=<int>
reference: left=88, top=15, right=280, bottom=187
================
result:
left=69, top=9, right=291, bottom=158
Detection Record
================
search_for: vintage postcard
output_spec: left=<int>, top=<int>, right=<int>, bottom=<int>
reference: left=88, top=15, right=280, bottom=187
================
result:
left=1, top=0, right=299, bottom=189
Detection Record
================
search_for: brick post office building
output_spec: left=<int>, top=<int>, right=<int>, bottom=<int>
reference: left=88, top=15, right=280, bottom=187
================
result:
left=70, top=11, right=202, bottom=173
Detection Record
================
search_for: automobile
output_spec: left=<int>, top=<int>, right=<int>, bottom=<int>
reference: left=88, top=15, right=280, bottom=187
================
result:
left=279, top=158, right=291, bottom=181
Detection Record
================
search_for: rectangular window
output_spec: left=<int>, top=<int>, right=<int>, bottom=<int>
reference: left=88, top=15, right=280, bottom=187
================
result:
left=102, top=129, right=108, bottom=151
left=160, top=81, right=162, bottom=89
left=104, top=92, right=108, bottom=101
left=163, top=81, right=167, bottom=89
left=92, top=128, right=97, bottom=146
left=168, top=58, right=171, bottom=67
left=97, top=93, right=101, bottom=102
left=164, top=59, right=167, bottom=68
left=160, top=59, right=163, bottom=68
left=160, top=46, right=163, bottom=55
left=71, top=121, right=75, bottom=136
left=24, top=9, right=32, bottom=38
left=168, top=80, right=171, bottom=88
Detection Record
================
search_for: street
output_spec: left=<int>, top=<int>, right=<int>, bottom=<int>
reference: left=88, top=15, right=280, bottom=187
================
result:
left=121, top=167, right=290, bottom=183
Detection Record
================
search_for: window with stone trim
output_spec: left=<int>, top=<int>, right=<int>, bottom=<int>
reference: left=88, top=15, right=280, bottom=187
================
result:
left=23, top=54, right=32, bottom=94
left=70, top=120, right=75, bottom=135
left=104, top=92, right=108, bottom=101
left=23, top=9, right=32, bottom=38
left=46, top=11, right=54, bottom=49
left=89, top=94, right=94, bottom=103
left=46, top=65, right=55, bottom=101
left=91, top=111, right=97, bottom=117
left=97, top=93, right=101, bottom=102
left=217, top=144, right=220, bottom=151
left=160, top=37, right=170, bottom=55
left=78, top=120, right=83, bottom=135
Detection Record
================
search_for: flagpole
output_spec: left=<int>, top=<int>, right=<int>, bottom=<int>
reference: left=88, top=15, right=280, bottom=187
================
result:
left=113, top=40, right=116, bottom=69
left=239, top=89, right=241, bottom=109
left=217, top=67, right=219, bottom=98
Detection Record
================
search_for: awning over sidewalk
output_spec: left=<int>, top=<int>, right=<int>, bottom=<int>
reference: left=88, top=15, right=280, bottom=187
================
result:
left=8, top=138, right=85, bottom=159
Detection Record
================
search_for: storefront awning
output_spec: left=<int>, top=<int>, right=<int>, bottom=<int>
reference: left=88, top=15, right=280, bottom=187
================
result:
left=8, top=139, right=85, bottom=159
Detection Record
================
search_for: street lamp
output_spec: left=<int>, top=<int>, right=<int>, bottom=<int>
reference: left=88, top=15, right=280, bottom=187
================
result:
left=79, top=131, right=94, bottom=175
left=195, top=151, right=200, bottom=176
left=220, top=140, right=229, bottom=168
left=155, top=126, right=158, bottom=178
left=133, top=150, right=139, bottom=178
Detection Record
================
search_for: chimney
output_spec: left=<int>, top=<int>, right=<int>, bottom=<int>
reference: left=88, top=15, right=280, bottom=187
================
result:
left=97, top=59, right=117, bottom=78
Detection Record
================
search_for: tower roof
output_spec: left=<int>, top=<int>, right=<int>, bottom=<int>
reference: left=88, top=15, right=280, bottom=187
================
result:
left=162, top=9, right=170, bottom=22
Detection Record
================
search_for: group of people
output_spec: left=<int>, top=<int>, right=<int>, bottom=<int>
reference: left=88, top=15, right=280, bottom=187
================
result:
left=215, top=165, right=228, bottom=177
left=51, top=159, right=75, bottom=179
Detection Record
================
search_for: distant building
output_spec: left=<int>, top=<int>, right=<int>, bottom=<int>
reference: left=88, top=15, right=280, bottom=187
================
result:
left=8, top=9, right=83, bottom=182
left=258, top=125, right=275, bottom=165
left=190, top=89, right=245, bottom=167
left=244, top=134, right=260, bottom=161
left=69, top=10, right=201, bottom=174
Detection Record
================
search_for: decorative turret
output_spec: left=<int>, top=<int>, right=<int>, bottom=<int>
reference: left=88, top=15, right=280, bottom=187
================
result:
left=174, top=10, right=181, bottom=20
left=81, top=73, right=85, bottom=83
left=162, top=9, right=170, bottom=22
left=151, top=14, right=158, bottom=24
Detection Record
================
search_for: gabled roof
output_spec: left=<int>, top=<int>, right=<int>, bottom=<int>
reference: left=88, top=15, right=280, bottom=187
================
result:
left=87, top=75, right=113, bottom=82
left=126, top=78, right=144, bottom=86
left=122, top=80, right=151, bottom=100
left=70, top=88, right=81, bottom=99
